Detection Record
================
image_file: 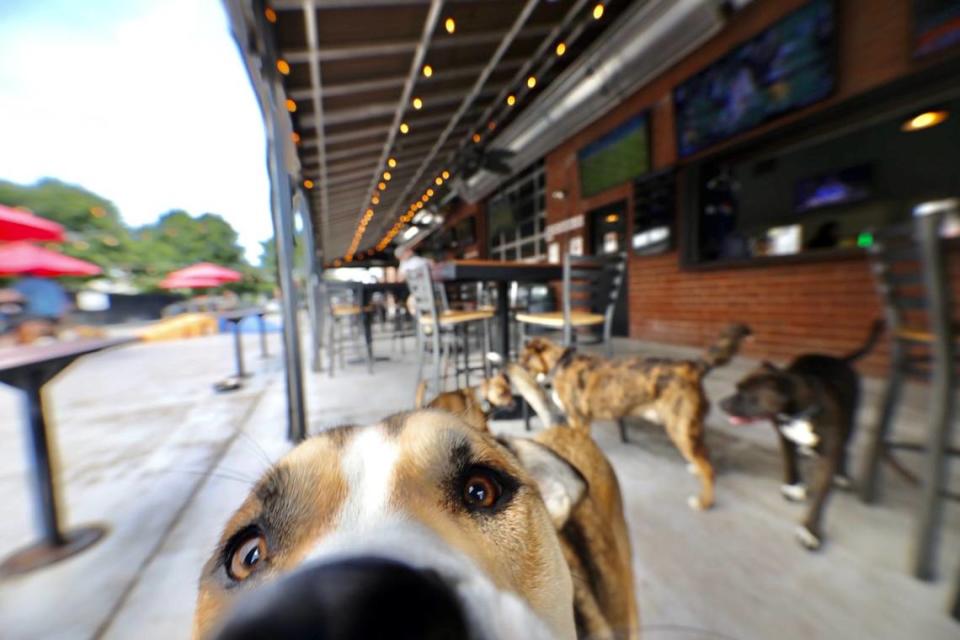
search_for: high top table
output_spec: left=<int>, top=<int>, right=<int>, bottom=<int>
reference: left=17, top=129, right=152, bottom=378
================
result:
left=433, top=259, right=563, bottom=360
left=0, top=336, right=138, bottom=576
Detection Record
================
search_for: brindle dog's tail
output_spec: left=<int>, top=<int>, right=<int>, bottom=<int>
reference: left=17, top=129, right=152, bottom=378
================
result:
left=698, top=323, right=752, bottom=374
left=414, top=380, right=428, bottom=408
left=843, top=319, right=885, bottom=363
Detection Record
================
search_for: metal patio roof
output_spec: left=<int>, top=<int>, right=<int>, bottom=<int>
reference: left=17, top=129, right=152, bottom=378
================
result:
left=257, top=0, right=628, bottom=262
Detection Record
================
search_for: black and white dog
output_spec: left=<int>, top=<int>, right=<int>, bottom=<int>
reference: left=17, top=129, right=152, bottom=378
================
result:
left=719, top=321, right=883, bottom=550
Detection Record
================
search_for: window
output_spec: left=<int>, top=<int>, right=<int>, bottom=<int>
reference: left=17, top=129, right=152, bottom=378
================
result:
left=632, top=168, right=676, bottom=256
left=686, top=93, right=960, bottom=266
left=487, top=161, right=547, bottom=261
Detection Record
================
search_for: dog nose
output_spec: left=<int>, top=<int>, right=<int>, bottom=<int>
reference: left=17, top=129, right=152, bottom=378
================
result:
left=215, top=557, right=468, bottom=640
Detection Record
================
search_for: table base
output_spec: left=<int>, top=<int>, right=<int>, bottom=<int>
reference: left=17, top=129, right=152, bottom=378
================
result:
left=0, top=525, right=107, bottom=577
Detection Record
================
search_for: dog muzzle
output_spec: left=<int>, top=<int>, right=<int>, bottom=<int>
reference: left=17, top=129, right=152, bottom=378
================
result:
left=214, top=556, right=467, bottom=640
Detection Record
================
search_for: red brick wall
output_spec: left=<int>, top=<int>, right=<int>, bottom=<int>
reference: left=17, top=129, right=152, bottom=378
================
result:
left=539, top=0, right=958, bottom=376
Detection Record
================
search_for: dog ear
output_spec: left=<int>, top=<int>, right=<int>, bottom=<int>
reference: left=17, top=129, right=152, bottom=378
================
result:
left=502, top=437, right=586, bottom=528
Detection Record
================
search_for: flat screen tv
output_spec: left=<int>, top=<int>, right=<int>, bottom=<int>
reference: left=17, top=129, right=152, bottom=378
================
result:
left=794, top=164, right=873, bottom=213
left=578, top=114, right=650, bottom=198
left=914, top=0, right=960, bottom=56
left=674, top=0, right=836, bottom=158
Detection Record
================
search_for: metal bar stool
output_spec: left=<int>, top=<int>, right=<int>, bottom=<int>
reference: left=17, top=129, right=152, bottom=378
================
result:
left=859, top=199, right=959, bottom=589
left=406, top=264, right=493, bottom=401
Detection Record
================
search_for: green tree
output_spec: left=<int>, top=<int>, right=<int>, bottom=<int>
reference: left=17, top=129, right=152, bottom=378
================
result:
left=0, top=178, right=137, bottom=271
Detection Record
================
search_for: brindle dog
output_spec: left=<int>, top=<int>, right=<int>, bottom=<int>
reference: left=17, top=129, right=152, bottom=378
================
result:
left=518, top=324, right=751, bottom=510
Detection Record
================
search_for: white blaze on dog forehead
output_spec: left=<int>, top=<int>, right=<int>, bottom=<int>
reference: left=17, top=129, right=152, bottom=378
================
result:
left=337, top=424, right=400, bottom=529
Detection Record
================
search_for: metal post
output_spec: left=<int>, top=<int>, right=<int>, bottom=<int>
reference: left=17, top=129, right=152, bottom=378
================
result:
left=299, top=199, right=324, bottom=372
left=267, top=111, right=307, bottom=443
left=257, top=313, right=268, bottom=358
left=232, top=320, right=246, bottom=378
left=23, top=373, right=64, bottom=546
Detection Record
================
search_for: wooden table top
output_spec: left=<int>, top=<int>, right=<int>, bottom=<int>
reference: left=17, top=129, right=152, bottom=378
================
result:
left=0, top=336, right=139, bottom=374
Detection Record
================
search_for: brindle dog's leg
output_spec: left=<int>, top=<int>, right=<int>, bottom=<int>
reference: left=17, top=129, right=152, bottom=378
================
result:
left=667, top=419, right=714, bottom=510
left=796, top=439, right=841, bottom=550
left=776, top=429, right=806, bottom=502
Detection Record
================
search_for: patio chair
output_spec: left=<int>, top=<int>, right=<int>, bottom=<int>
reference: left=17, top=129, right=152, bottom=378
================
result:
left=515, top=252, right=627, bottom=356
left=858, top=199, right=959, bottom=586
left=406, top=264, right=493, bottom=401
left=318, top=282, right=373, bottom=377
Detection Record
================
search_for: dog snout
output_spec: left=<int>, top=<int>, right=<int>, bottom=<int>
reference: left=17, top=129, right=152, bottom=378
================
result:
left=215, top=557, right=468, bottom=640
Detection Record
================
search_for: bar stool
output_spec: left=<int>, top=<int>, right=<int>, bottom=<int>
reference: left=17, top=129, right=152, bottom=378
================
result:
left=858, top=199, right=959, bottom=586
left=319, top=282, right=373, bottom=377
left=406, top=264, right=493, bottom=400
left=515, top=252, right=627, bottom=356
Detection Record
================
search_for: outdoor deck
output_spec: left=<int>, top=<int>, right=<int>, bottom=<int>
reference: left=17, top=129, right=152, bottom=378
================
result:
left=0, top=326, right=957, bottom=639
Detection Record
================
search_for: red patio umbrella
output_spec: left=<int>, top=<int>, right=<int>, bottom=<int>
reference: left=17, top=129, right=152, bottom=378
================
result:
left=0, top=241, right=101, bottom=277
left=0, top=204, right=65, bottom=242
left=165, top=262, right=242, bottom=283
left=158, top=274, right=231, bottom=289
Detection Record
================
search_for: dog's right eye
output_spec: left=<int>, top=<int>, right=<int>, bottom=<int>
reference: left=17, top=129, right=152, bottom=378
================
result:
left=462, top=467, right=503, bottom=511
left=226, top=528, right=267, bottom=582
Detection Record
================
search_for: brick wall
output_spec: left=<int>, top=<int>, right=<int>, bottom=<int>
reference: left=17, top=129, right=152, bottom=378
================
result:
left=539, top=0, right=958, bottom=377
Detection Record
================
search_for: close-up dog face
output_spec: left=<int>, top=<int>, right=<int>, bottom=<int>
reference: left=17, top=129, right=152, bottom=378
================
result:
left=194, top=410, right=579, bottom=640
left=480, top=372, right=515, bottom=410
left=720, top=363, right=793, bottom=424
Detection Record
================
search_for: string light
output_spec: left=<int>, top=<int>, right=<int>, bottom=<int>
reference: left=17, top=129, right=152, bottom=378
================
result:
left=442, top=170, right=450, bottom=180
left=435, top=176, right=443, bottom=185
left=276, top=59, right=290, bottom=75
left=372, top=195, right=380, bottom=205
left=556, top=42, right=567, bottom=56
left=526, top=76, right=537, bottom=89
left=378, top=181, right=387, bottom=190
left=388, top=157, right=397, bottom=168
left=472, top=133, right=481, bottom=143
left=285, top=99, right=297, bottom=112
left=291, top=132, right=300, bottom=144
left=303, top=179, right=314, bottom=189
left=412, top=97, right=423, bottom=110
left=427, top=188, right=435, bottom=197
left=400, top=122, right=410, bottom=134
left=423, top=64, right=433, bottom=77
left=506, top=94, right=516, bottom=106
left=593, top=3, right=604, bottom=20
left=383, top=171, right=392, bottom=181
left=264, top=7, right=277, bottom=23
left=445, top=17, right=456, bottom=33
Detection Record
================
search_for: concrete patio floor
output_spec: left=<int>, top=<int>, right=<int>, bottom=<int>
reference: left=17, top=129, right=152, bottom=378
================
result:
left=0, top=326, right=958, bottom=639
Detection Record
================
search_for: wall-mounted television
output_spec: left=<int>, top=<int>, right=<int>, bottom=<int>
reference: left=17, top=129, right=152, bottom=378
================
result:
left=674, top=0, right=836, bottom=158
left=914, top=0, right=960, bottom=56
left=578, top=113, right=650, bottom=198
left=794, top=164, right=873, bottom=213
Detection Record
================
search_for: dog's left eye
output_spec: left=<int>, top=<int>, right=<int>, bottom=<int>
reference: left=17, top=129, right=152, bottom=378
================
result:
left=462, top=467, right=502, bottom=510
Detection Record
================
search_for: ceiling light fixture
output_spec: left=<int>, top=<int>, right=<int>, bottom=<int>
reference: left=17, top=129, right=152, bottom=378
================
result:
left=901, top=110, right=949, bottom=132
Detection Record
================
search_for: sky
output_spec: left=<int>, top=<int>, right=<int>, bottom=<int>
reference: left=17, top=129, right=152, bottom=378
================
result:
left=0, top=0, right=273, bottom=263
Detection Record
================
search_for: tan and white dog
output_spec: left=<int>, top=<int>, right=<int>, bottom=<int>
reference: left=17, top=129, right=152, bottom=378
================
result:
left=194, top=410, right=638, bottom=640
